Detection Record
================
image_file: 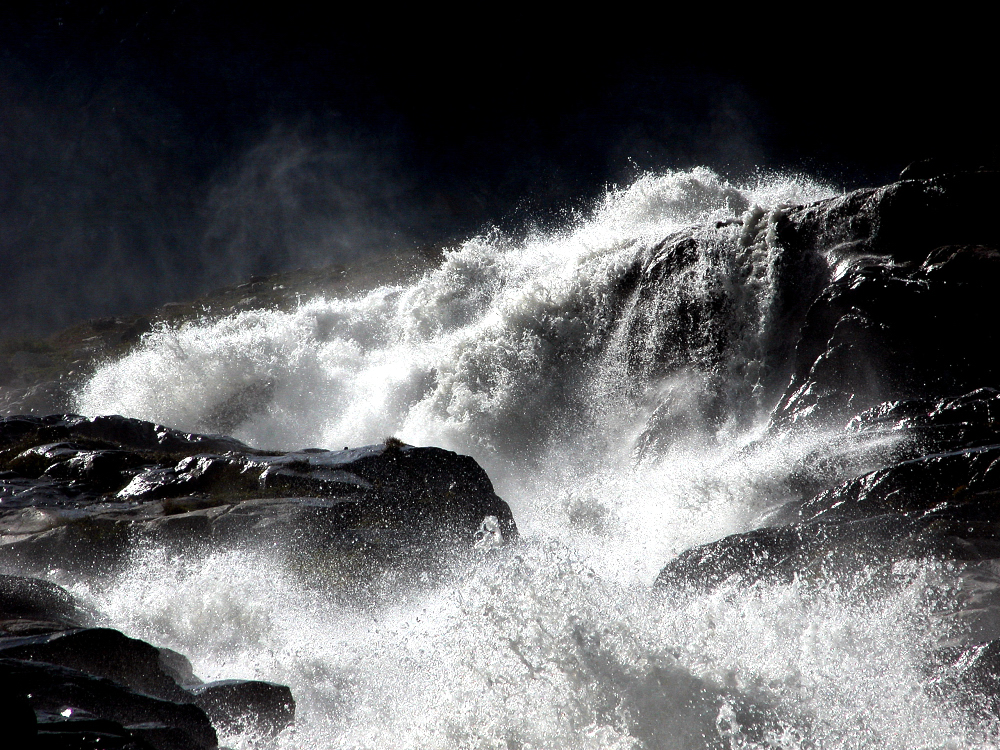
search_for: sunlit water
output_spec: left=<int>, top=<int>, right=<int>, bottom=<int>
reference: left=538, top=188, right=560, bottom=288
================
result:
left=66, top=168, right=996, bottom=748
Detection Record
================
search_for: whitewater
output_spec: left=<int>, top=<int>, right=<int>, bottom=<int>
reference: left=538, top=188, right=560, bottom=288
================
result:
left=66, top=168, right=989, bottom=749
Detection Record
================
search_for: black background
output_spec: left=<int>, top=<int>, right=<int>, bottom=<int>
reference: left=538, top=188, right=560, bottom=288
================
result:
left=2, top=2, right=994, bottom=336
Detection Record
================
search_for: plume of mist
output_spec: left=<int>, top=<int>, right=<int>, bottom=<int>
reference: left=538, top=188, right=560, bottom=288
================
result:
left=1, top=51, right=777, bottom=341
left=0, top=78, right=438, bottom=338
left=198, top=124, right=431, bottom=288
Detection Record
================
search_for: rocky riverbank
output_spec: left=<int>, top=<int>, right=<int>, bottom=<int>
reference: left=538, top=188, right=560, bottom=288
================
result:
left=652, top=170, right=1000, bottom=722
left=5, top=166, right=1000, bottom=745
left=0, top=413, right=517, bottom=747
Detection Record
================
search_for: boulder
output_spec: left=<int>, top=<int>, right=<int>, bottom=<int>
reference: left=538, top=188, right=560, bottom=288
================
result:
left=658, top=427, right=1000, bottom=594
left=0, top=573, right=87, bottom=635
left=0, top=628, right=192, bottom=702
left=189, top=680, right=294, bottom=741
left=0, top=573, right=297, bottom=748
left=0, top=658, right=217, bottom=750
left=0, top=415, right=517, bottom=577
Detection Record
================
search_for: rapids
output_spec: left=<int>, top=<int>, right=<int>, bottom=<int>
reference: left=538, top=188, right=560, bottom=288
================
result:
left=67, top=168, right=990, bottom=748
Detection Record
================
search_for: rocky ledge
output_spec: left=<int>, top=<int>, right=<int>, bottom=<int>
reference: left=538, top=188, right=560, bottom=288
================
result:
left=652, top=169, right=1000, bottom=719
left=0, top=413, right=516, bottom=747
left=654, top=171, right=1000, bottom=594
left=0, top=413, right=517, bottom=579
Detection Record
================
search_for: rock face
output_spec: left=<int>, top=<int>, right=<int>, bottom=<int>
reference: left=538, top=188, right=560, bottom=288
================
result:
left=768, top=173, right=1000, bottom=429
left=0, top=414, right=517, bottom=578
left=656, top=171, right=1000, bottom=701
left=0, top=402, right=514, bottom=745
left=0, top=573, right=293, bottom=750
left=645, top=170, right=1000, bottom=727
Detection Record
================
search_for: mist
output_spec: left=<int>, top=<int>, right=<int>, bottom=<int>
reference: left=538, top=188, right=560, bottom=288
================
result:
left=2, top=4, right=994, bottom=339
left=0, top=52, right=777, bottom=340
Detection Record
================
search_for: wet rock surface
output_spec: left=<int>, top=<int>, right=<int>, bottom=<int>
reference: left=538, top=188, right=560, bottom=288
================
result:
left=609, top=173, right=1000, bottom=446
left=769, top=173, right=1000, bottom=430
left=656, top=170, right=1000, bottom=712
left=0, top=414, right=517, bottom=578
left=0, top=573, right=292, bottom=749
left=657, top=173, right=1000, bottom=592
left=0, top=413, right=515, bottom=748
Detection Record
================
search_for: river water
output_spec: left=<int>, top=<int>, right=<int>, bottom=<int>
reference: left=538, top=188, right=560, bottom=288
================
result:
left=69, top=168, right=989, bottom=749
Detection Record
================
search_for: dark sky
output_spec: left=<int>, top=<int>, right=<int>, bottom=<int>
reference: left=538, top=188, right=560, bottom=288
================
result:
left=1, top=2, right=993, bottom=336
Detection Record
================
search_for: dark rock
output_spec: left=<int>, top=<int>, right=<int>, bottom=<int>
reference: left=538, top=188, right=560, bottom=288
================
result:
left=773, top=444, right=1000, bottom=528
left=0, top=628, right=192, bottom=702
left=118, top=318, right=152, bottom=345
left=35, top=709, right=151, bottom=750
left=0, top=413, right=252, bottom=459
left=730, top=172, right=1000, bottom=433
left=845, top=388, right=1000, bottom=457
left=771, top=245, right=1000, bottom=430
left=156, top=648, right=202, bottom=689
left=772, top=172, right=1000, bottom=268
left=1, top=658, right=217, bottom=750
left=0, top=415, right=517, bottom=578
left=0, top=573, right=298, bottom=748
left=124, top=723, right=205, bottom=750
left=0, top=573, right=86, bottom=635
left=657, top=437, right=1000, bottom=594
left=189, top=680, right=294, bottom=740
left=0, top=680, right=38, bottom=745
left=615, top=203, right=836, bottom=447
left=655, top=511, right=947, bottom=592
left=656, top=525, right=802, bottom=591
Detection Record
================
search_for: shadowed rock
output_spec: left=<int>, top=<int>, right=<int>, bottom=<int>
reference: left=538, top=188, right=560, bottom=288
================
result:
left=0, top=628, right=192, bottom=702
left=0, top=658, right=217, bottom=750
left=189, top=680, right=294, bottom=741
left=655, top=173, right=1000, bottom=699
left=0, top=573, right=297, bottom=749
left=0, top=573, right=87, bottom=636
left=0, top=415, right=517, bottom=581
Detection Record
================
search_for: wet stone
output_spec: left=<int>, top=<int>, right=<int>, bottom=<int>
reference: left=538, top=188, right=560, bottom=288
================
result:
left=189, top=680, right=295, bottom=740
left=0, top=415, right=517, bottom=577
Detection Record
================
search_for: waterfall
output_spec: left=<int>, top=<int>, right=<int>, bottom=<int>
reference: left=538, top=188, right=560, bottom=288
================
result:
left=67, top=169, right=977, bottom=749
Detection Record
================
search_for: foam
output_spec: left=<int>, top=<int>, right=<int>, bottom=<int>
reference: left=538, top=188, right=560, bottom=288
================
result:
left=68, top=169, right=992, bottom=747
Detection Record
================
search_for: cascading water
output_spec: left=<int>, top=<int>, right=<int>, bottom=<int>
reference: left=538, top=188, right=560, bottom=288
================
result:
left=65, top=168, right=988, bottom=748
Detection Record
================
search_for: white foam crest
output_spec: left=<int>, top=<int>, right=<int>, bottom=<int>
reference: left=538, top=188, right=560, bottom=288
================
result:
left=66, top=167, right=995, bottom=749
left=66, top=542, right=980, bottom=750
left=76, top=167, right=836, bottom=465
left=73, top=169, right=864, bottom=586
left=741, top=171, right=839, bottom=211
left=587, top=168, right=836, bottom=242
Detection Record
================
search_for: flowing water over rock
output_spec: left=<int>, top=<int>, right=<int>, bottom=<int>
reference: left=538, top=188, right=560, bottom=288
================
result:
left=10, top=168, right=1000, bottom=748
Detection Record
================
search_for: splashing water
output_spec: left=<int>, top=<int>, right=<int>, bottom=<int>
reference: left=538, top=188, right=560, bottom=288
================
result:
left=69, top=543, right=974, bottom=750
left=69, top=169, right=991, bottom=748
